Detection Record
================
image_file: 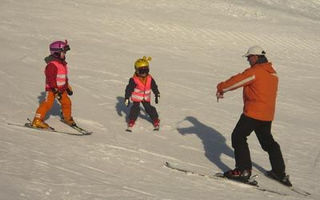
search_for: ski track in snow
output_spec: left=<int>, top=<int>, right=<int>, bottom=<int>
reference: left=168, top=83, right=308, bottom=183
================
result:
left=106, top=16, right=319, bottom=61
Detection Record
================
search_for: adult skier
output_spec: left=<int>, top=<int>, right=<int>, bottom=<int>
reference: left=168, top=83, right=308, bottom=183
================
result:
left=31, top=40, right=76, bottom=129
left=124, top=56, right=160, bottom=130
left=216, top=45, right=291, bottom=186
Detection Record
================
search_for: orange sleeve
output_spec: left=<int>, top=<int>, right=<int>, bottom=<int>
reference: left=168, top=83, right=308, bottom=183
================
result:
left=217, top=68, right=256, bottom=93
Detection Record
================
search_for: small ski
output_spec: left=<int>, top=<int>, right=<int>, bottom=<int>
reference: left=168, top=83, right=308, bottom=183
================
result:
left=7, top=122, right=86, bottom=136
left=153, top=125, right=159, bottom=131
left=69, top=124, right=92, bottom=135
left=125, top=127, right=132, bottom=132
left=125, top=125, right=159, bottom=132
left=60, top=120, right=92, bottom=135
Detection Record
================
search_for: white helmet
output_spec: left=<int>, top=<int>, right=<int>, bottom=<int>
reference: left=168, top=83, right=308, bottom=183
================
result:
left=243, top=45, right=266, bottom=57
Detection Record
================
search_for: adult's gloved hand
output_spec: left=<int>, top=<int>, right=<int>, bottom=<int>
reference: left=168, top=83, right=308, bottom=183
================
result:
left=124, top=98, right=130, bottom=107
left=216, top=91, right=224, bottom=102
left=155, top=93, right=160, bottom=104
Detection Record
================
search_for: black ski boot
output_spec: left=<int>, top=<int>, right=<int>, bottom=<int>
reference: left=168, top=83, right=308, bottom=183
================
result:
left=266, top=170, right=292, bottom=187
left=224, top=168, right=252, bottom=182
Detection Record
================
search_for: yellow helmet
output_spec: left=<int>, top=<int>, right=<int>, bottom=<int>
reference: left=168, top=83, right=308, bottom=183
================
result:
left=134, top=56, right=152, bottom=69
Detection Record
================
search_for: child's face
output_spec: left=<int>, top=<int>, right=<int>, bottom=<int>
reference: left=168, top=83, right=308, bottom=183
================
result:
left=137, top=67, right=149, bottom=77
left=60, top=51, right=66, bottom=60
left=139, top=73, right=147, bottom=77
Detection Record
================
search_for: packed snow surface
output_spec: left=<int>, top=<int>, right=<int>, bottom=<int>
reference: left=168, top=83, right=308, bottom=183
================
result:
left=1, top=0, right=320, bottom=199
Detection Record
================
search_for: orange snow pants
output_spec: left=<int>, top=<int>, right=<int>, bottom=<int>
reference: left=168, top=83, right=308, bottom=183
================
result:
left=34, top=91, right=72, bottom=121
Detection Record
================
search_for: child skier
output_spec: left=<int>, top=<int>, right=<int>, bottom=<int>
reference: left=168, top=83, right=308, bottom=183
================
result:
left=124, top=56, right=160, bottom=131
left=31, top=40, right=76, bottom=129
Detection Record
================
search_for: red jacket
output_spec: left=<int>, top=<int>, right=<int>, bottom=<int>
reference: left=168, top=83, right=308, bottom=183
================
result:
left=217, top=62, right=278, bottom=121
left=45, top=59, right=69, bottom=92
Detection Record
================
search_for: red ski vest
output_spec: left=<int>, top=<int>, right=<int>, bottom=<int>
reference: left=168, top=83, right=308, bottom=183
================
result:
left=131, top=75, right=152, bottom=102
left=45, top=60, right=68, bottom=91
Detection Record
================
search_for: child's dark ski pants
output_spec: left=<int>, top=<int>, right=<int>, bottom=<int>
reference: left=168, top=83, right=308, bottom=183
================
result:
left=129, top=101, right=158, bottom=121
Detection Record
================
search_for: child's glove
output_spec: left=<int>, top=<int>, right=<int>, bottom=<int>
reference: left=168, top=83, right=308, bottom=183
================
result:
left=155, top=93, right=160, bottom=104
left=52, top=88, right=62, bottom=100
left=124, top=98, right=130, bottom=107
left=66, top=85, right=73, bottom=96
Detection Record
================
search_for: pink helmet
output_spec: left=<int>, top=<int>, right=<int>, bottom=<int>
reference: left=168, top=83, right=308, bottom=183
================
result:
left=49, top=40, right=70, bottom=55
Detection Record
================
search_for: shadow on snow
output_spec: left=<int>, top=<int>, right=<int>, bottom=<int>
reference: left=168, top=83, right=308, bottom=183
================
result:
left=177, top=116, right=266, bottom=173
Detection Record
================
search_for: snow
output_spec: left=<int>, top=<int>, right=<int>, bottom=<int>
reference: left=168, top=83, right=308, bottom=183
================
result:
left=1, top=0, right=320, bottom=199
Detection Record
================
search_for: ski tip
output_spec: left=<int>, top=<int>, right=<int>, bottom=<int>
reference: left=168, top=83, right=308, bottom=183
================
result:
left=81, top=132, right=93, bottom=135
left=164, top=162, right=176, bottom=168
left=214, top=172, right=225, bottom=177
left=125, top=128, right=132, bottom=132
left=24, top=122, right=32, bottom=127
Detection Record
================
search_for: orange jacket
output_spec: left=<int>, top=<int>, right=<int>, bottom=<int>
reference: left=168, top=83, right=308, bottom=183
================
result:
left=217, top=62, right=278, bottom=121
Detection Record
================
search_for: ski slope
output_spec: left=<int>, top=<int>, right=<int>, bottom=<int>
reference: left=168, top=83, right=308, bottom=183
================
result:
left=1, top=0, right=320, bottom=199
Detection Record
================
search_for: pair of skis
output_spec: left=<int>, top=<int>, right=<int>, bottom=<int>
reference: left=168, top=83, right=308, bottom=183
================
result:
left=164, top=162, right=311, bottom=197
left=8, top=118, right=92, bottom=136
left=126, top=125, right=159, bottom=132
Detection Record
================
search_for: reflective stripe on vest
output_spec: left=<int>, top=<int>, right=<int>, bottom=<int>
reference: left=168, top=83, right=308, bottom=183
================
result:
left=131, top=75, right=152, bottom=102
left=45, top=61, right=68, bottom=90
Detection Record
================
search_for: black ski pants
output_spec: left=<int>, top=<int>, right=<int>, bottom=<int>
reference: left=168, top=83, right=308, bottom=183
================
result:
left=231, top=114, right=285, bottom=176
left=129, top=101, right=158, bottom=121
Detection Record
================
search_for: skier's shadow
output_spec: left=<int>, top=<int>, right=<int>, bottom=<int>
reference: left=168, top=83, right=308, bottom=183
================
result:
left=37, top=92, right=61, bottom=120
left=177, top=116, right=266, bottom=173
left=115, top=96, right=151, bottom=123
